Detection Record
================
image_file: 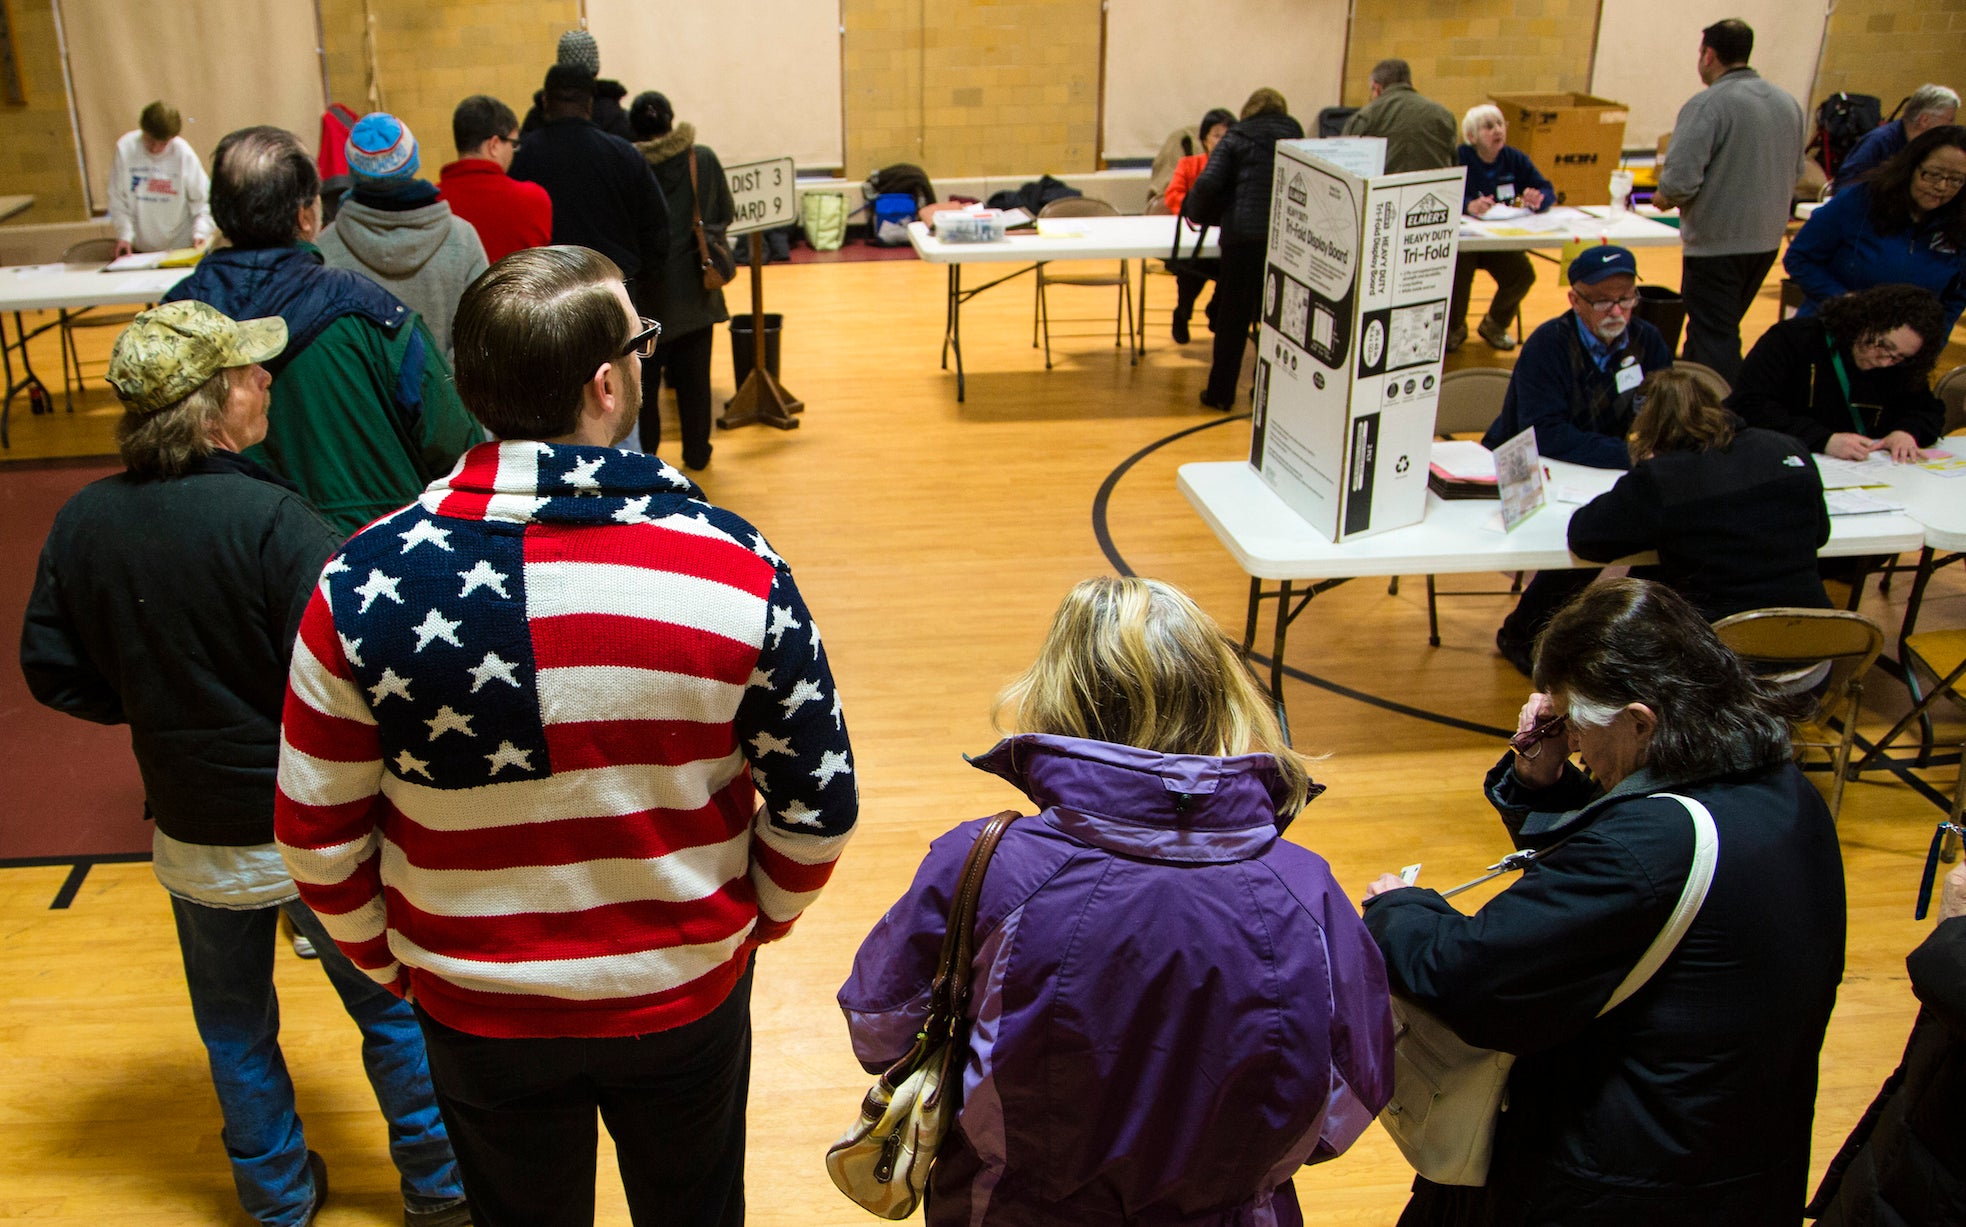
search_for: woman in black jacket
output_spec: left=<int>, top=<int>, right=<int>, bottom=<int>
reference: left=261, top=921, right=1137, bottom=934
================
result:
left=630, top=91, right=737, bottom=471
left=1570, top=368, right=1831, bottom=619
left=1725, top=283, right=1947, bottom=463
left=1362, top=579, right=1846, bottom=1227
left=1180, top=88, right=1303, bottom=410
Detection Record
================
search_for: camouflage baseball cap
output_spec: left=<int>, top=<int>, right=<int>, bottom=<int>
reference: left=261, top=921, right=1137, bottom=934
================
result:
left=106, top=301, right=287, bottom=415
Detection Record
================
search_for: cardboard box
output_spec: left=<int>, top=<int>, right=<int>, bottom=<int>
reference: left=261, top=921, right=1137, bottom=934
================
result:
left=1249, top=141, right=1465, bottom=541
left=1491, top=92, right=1629, bottom=207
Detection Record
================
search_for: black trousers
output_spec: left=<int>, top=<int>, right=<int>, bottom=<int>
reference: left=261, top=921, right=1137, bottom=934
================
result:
left=1679, top=249, right=1778, bottom=382
left=1206, top=242, right=1266, bottom=404
left=1498, top=569, right=1601, bottom=651
left=644, top=324, right=717, bottom=470
left=415, top=965, right=753, bottom=1227
left=1450, top=251, right=1536, bottom=333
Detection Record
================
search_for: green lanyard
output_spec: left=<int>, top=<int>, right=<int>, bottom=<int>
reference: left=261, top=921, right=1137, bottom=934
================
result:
left=1824, top=334, right=1868, bottom=435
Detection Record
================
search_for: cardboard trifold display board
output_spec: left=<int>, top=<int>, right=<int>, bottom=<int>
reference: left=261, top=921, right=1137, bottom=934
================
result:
left=1490, top=93, right=1629, bottom=207
left=1249, top=142, right=1465, bottom=542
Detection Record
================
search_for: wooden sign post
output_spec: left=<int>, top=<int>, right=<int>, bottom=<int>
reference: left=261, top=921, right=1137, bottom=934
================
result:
left=718, top=156, right=802, bottom=431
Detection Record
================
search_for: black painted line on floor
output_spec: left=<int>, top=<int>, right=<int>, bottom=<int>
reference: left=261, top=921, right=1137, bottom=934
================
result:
left=1091, top=412, right=1512, bottom=741
left=50, top=862, right=91, bottom=909
left=0, top=852, right=153, bottom=909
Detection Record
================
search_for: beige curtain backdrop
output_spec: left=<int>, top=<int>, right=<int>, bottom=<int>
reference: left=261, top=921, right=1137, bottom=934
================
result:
left=1103, top=0, right=1349, bottom=162
left=584, top=0, right=843, bottom=168
left=63, top=0, right=324, bottom=216
left=1591, top=0, right=1829, bottom=148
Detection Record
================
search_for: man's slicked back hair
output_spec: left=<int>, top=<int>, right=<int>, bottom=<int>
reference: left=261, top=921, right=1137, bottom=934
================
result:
left=210, top=126, right=320, bottom=249
left=453, top=95, right=519, bottom=154
left=452, top=246, right=629, bottom=439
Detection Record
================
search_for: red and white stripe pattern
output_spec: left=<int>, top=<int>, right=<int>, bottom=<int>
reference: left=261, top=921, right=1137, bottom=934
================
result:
left=277, top=441, right=856, bottom=1039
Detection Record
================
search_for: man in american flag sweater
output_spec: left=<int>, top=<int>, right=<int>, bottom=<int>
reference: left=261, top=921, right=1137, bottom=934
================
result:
left=276, top=246, right=856, bottom=1227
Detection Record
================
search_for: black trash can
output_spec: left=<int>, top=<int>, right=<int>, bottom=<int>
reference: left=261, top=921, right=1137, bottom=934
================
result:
left=1631, top=284, right=1686, bottom=355
left=730, top=314, right=783, bottom=385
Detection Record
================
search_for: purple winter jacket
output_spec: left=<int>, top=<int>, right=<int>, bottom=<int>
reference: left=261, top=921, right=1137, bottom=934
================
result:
left=838, top=734, right=1395, bottom=1227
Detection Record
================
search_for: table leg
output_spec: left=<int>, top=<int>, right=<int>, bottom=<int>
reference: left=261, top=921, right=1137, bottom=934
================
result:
left=3, top=309, right=52, bottom=450
left=1240, top=576, right=1262, bottom=659
left=1269, top=579, right=1293, bottom=718
left=947, top=265, right=966, bottom=403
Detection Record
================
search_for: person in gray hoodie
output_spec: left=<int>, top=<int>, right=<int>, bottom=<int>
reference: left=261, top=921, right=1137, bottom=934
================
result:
left=317, top=112, right=487, bottom=355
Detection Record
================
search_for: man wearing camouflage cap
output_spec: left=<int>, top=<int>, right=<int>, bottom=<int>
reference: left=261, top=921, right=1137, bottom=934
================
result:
left=21, top=302, right=470, bottom=1227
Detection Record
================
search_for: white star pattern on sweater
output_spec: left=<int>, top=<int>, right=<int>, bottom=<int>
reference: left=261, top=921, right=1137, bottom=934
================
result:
left=748, top=667, right=772, bottom=689
left=780, top=799, right=823, bottom=828
left=780, top=677, right=822, bottom=715
left=750, top=732, right=794, bottom=757
left=355, top=569, right=404, bottom=614
left=457, top=559, right=511, bottom=599
left=412, top=608, right=464, bottom=652
left=321, top=556, right=350, bottom=579
left=399, top=520, right=454, bottom=553
left=767, top=605, right=802, bottom=647
left=467, top=651, right=521, bottom=692
left=566, top=455, right=606, bottom=491
left=810, top=750, right=851, bottom=788
left=831, top=690, right=844, bottom=729
left=486, top=740, right=533, bottom=775
left=612, top=496, right=654, bottom=525
left=369, top=667, right=413, bottom=705
left=395, top=749, right=433, bottom=779
left=425, top=705, right=475, bottom=740
left=339, top=634, right=365, bottom=668
left=750, top=533, right=783, bottom=567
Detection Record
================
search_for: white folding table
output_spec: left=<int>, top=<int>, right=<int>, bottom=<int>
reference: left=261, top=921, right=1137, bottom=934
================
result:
left=1178, top=457, right=1928, bottom=727
left=907, top=208, right=1682, bottom=401
left=0, top=262, right=188, bottom=446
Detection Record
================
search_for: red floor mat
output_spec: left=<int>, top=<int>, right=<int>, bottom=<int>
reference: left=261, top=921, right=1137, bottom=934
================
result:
left=0, top=460, right=149, bottom=861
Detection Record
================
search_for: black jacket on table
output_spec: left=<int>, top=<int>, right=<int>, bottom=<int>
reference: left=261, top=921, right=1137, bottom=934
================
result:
left=1365, top=755, right=1846, bottom=1226
left=1808, top=915, right=1966, bottom=1226
left=1181, top=111, right=1305, bottom=247
left=1568, top=426, right=1832, bottom=620
left=509, top=115, right=669, bottom=285
left=1725, top=316, right=1945, bottom=453
left=19, top=452, right=339, bottom=846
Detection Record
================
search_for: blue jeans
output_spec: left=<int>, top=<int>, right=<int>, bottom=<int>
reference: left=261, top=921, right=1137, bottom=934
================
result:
left=170, top=894, right=464, bottom=1226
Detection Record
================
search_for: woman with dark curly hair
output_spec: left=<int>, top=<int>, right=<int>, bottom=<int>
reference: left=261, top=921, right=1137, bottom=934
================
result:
left=1785, top=124, right=1966, bottom=332
left=1724, top=283, right=1947, bottom=462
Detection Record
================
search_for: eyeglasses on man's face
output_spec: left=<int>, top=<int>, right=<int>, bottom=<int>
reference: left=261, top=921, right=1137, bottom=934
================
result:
left=621, top=316, right=662, bottom=359
left=1915, top=165, right=1966, bottom=191
left=1574, top=289, right=1639, bottom=313
left=1856, top=333, right=1916, bottom=366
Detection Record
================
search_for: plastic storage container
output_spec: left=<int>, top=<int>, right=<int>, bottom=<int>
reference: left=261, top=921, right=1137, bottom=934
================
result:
left=932, top=210, right=1009, bottom=243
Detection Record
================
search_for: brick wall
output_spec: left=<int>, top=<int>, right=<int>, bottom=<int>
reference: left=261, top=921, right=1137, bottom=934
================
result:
left=1813, top=0, right=1966, bottom=118
left=0, top=0, right=87, bottom=225
left=317, top=0, right=579, bottom=183
left=1343, top=0, right=1600, bottom=122
left=841, top=0, right=1102, bottom=180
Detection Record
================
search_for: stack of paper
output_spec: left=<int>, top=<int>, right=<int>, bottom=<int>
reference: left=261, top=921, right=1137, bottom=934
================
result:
left=1429, top=440, right=1499, bottom=500
left=1824, top=489, right=1905, bottom=516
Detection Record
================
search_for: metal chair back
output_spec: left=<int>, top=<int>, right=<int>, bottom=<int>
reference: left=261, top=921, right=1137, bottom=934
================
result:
left=1937, top=365, right=1966, bottom=437
left=1712, top=606, right=1886, bottom=817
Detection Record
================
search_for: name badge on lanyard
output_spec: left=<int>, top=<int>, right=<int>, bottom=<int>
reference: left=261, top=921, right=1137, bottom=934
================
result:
left=1615, top=359, right=1643, bottom=395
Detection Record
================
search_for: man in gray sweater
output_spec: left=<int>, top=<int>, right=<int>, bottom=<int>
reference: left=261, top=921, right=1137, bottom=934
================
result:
left=317, top=112, right=488, bottom=355
left=1656, top=19, right=1804, bottom=382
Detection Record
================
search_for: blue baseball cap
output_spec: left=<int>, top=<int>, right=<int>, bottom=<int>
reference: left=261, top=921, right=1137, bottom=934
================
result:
left=1566, top=245, right=1638, bottom=286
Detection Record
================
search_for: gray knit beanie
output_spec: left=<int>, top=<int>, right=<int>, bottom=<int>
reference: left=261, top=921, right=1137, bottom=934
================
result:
left=557, top=29, right=600, bottom=74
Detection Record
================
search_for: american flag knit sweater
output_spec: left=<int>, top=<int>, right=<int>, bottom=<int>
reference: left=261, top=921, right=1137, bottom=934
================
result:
left=275, top=440, right=856, bottom=1038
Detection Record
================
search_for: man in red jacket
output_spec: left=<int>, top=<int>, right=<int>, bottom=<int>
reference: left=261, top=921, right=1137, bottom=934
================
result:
left=438, top=95, right=551, bottom=265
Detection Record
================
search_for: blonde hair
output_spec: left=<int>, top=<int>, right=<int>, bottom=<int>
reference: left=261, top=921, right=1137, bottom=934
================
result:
left=116, top=370, right=226, bottom=478
left=1461, top=104, right=1504, bottom=145
left=995, top=577, right=1313, bottom=814
left=1240, top=88, right=1289, bottom=121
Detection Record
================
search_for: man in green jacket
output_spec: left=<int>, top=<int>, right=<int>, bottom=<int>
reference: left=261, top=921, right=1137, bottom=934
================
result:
left=1344, top=59, right=1457, bottom=174
left=166, top=125, right=482, bottom=537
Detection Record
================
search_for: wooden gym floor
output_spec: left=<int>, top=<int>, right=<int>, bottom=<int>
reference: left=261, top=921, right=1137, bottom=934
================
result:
left=2, top=242, right=1963, bottom=1225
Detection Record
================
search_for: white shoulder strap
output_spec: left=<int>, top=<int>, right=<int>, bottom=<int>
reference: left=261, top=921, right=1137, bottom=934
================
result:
left=1597, top=792, right=1719, bottom=1017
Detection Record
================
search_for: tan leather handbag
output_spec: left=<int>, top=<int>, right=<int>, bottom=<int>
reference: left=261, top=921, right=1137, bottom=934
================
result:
left=1379, top=793, right=1718, bottom=1186
left=825, top=809, right=1020, bottom=1219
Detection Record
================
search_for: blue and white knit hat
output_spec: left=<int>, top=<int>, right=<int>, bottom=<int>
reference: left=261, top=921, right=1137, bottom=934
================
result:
left=346, top=113, right=420, bottom=184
